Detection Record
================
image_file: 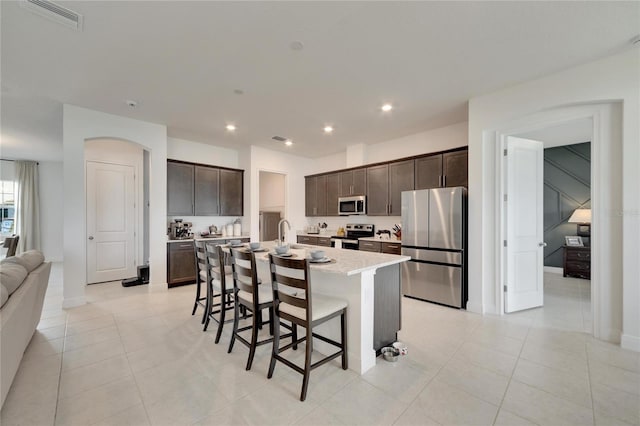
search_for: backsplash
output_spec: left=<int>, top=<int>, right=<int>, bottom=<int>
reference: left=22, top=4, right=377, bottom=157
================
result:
left=305, top=216, right=402, bottom=235
left=167, top=216, right=245, bottom=236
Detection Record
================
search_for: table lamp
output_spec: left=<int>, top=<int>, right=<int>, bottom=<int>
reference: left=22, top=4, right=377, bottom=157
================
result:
left=568, top=208, right=591, bottom=237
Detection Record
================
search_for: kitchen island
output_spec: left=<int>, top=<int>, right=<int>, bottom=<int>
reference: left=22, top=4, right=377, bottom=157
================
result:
left=251, top=242, right=410, bottom=375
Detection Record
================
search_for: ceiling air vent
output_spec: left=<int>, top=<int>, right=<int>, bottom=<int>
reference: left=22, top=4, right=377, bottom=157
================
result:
left=20, top=0, right=83, bottom=31
left=272, top=136, right=287, bottom=142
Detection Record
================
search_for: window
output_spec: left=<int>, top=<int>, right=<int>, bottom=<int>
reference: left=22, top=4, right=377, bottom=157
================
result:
left=0, top=180, right=15, bottom=235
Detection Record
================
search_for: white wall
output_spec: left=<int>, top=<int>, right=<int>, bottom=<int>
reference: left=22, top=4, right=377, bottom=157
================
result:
left=366, top=122, right=468, bottom=164
left=248, top=146, right=313, bottom=244
left=63, top=105, right=167, bottom=308
left=259, top=171, right=285, bottom=213
left=167, top=137, right=238, bottom=169
left=38, top=161, right=63, bottom=261
left=468, top=49, right=640, bottom=351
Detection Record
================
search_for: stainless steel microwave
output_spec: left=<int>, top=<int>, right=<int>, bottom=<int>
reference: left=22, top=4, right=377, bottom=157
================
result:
left=338, top=196, right=366, bottom=215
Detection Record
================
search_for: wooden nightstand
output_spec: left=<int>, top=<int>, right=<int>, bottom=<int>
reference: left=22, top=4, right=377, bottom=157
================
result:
left=563, top=245, right=591, bottom=280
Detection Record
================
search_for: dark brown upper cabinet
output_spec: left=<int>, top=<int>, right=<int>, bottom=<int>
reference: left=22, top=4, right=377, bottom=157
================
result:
left=366, top=164, right=390, bottom=216
left=326, top=173, right=341, bottom=216
left=388, top=160, right=415, bottom=215
left=442, top=150, right=468, bottom=188
left=167, top=160, right=244, bottom=216
left=367, top=160, right=414, bottom=216
left=194, top=166, right=220, bottom=215
left=305, top=175, right=327, bottom=217
left=415, top=149, right=468, bottom=189
left=340, top=169, right=366, bottom=196
left=414, top=154, right=443, bottom=190
left=305, top=147, right=467, bottom=217
left=219, top=169, right=243, bottom=216
left=167, top=162, right=195, bottom=216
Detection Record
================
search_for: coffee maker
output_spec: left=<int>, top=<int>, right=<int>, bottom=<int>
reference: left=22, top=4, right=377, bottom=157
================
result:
left=169, top=219, right=193, bottom=240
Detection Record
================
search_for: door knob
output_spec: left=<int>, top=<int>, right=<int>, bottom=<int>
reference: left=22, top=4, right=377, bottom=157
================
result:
left=538, top=242, right=547, bottom=247
left=88, top=236, right=94, bottom=240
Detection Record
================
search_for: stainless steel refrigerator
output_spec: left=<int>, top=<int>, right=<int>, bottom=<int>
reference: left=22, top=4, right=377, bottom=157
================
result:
left=259, top=211, right=281, bottom=241
left=401, top=187, right=467, bottom=308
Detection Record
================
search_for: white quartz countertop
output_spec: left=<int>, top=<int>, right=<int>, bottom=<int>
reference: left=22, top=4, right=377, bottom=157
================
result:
left=249, top=241, right=409, bottom=276
left=357, top=237, right=402, bottom=243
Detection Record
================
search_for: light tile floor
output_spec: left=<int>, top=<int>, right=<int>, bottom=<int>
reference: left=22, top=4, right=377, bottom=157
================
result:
left=2, top=264, right=639, bottom=425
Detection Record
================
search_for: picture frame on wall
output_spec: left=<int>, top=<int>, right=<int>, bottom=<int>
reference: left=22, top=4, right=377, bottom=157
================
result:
left=565, top=236, right=584, bottom=247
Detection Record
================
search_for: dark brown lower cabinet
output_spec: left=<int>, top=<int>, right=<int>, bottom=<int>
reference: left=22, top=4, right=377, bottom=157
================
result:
left=167, top=241, right=196, bottom=287
left=296, top=235, right=331, bottom=246
left=358, top=240, right=401, bottom=254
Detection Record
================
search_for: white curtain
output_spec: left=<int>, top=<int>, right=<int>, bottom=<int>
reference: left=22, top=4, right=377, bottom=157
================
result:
left=15, top=161, right=40, bottom=253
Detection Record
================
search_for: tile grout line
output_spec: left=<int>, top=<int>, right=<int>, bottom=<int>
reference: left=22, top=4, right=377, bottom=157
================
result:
left=112, top=314, right=154, bottom=426
left=389, top=319, right=482, bottom=425
left=491, top=318, right=534, bottom=426
left=51, top=308, right=69, bottom=426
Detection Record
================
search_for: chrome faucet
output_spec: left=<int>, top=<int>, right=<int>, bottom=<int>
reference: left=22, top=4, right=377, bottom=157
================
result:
left=278, top=219, right=291, bottom=245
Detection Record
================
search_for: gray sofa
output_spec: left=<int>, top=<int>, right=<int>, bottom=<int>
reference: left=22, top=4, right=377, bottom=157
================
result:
left=0, top=250, right=51, bottom=408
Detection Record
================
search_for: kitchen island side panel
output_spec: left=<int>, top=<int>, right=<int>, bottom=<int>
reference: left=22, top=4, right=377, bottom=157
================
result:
left=373, top=263, right=401, bottom=351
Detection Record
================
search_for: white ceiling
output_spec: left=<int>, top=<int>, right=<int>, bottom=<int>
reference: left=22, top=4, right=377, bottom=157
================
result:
left=1, top=1, right=638, bottom=161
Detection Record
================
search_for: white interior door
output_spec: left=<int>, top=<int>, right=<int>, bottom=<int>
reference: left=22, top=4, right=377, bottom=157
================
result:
left=87, top=161, right=136, bottom=283
left=504, top=136, right=544, bottom=312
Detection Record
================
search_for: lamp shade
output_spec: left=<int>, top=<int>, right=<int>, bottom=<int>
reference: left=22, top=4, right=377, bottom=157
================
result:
left=568, top=208, right=591, bottom=224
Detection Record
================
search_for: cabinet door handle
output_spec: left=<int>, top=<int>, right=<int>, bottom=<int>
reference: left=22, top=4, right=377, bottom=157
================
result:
left=88, top=236, right=94, bottom=240
left=443, top=175, right=446, bottom=187
left=439, top=175, right=442, bottom=186
left=538, top=242, right=547, bottom=247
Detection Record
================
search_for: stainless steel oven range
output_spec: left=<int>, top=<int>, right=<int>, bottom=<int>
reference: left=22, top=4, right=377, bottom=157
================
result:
left=331, top=223, right=374, bottom=250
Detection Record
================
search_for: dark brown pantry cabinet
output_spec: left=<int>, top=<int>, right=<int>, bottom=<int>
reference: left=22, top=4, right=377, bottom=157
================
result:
left=167, top=160, right=244, bottom=216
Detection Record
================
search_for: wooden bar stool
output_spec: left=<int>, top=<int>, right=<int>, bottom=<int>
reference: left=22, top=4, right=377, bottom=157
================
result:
left=268, top=254, right=348, bottom=402
left=203, top=243, right=235, bottom=343
left=227, top=248, right=278, bottom=370
left=191, top=240, right=208, bottom=325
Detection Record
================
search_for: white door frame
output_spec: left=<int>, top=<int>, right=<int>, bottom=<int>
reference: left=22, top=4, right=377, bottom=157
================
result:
left=256, top=168, right=288, bottom=242
left=494, top=102, right=623, bottom=342
left=84, top=138, right=145, bottom=285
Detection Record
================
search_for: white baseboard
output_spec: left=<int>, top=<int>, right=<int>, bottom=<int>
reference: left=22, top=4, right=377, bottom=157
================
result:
left=544, top=266, right=563, bottom=274
left=466, top=300, right=483, bottom=314
left=62, top=296, right=86, bottom=309
left=621, top=334, right=640, bottom=352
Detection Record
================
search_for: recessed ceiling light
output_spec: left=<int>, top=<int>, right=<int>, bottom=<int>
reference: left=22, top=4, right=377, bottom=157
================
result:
left=324, top=126, right=333, bottom=134
left=381, top=103, right=393, bottom=112
left=226, top=124, right=236, bottom=131
left=285, top=139, right=293, bottom=146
